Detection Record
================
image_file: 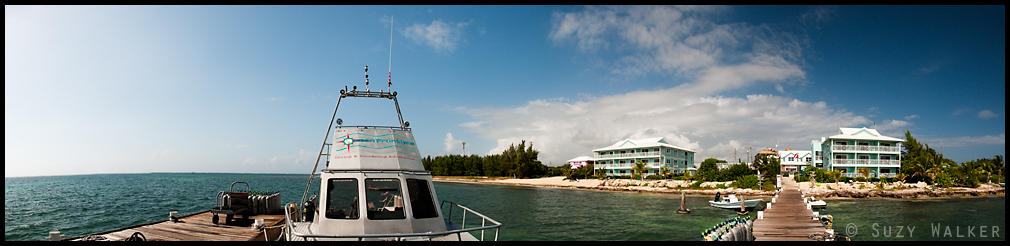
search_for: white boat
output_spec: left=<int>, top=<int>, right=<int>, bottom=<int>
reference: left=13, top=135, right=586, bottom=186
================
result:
left=282, top=67, right=501, bottom=241
left=806, top=196, right=827, bottom=209
left=708, top=193, right=763, bottom=209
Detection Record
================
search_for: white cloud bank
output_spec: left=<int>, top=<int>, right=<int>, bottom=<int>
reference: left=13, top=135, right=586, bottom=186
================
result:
left=444, top=132, right=459, bottom=154
left=977, top=110, right=997, bottom=119
left=404, top=20, right=468, bottom=53
left=458, top=6, right=873, bottom=166
left=924, top=133, right=1006, bottom=148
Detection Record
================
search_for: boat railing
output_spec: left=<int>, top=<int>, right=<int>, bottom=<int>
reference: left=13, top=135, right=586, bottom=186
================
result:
left=283, top=200, right=502, bottom=241
left=336, top=125, right=411, bottom=131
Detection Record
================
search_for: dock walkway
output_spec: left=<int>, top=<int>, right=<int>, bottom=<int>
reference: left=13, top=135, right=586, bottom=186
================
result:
left=67, top=210, right=286, bottom=241
left=752, top=178, right=826, bottom=241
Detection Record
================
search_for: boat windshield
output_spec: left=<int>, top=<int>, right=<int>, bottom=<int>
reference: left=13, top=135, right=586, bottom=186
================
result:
left=326, top=178, right=360, bottom=220
left=406, top=179, right=438, bottom=219
left=365, top=178, right=405, bottom=220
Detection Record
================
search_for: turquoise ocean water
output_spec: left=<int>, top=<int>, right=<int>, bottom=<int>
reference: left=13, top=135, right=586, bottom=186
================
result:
left=5, top=173, right=1004, bottom=241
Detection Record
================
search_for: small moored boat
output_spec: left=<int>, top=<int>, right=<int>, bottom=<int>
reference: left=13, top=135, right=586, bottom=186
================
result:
left=806, top=196, right=826, bottom=209
left=709, top=192, right=762, bottom=210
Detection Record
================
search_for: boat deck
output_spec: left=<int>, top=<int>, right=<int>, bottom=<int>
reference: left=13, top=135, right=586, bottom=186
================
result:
left=67, top=210, right=286, bottom=241
left=752, top=178, right=826, bottom=241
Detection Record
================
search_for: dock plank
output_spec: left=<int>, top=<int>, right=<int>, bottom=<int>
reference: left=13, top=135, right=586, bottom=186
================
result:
left=752, top=178, right=826, bottom=241
left=69, top=210, right=286, bottom=241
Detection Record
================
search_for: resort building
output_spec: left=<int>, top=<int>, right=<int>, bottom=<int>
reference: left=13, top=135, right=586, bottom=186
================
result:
left=817, top=127, right=904, bottom=178
left=810, top=139, right=825, bottom=168
left=592, top=137, right=696, bottom=177
left=778, top=148, right=812, bottom=174
left=565, top=156, right=594, bottom=169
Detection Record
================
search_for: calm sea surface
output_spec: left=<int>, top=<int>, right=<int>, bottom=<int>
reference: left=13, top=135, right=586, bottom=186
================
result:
left=5, top=173, right=1005, bottom=241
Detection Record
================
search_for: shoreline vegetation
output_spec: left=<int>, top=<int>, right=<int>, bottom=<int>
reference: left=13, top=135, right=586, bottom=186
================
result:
left=424, top=131, right=1004, bottom=200
left=432, top=176, right=1005, bottom=199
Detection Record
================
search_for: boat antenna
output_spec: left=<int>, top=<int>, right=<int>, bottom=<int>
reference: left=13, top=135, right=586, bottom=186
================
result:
left=388, top=15, right=394, bottom=91
left=364, top=65, right=369, bottom=92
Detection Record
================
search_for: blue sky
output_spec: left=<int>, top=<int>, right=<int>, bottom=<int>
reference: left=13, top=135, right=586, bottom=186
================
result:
left=5, top=6, right=1004, bottom=177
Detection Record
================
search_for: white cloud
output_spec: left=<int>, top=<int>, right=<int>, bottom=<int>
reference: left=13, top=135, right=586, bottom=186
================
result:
left=904, top=114, right=919, bottom=120
left=459, top=121, right=485, bottom=128
left=977, top=110, right=997, bottom=119
left=403, top=20, right=468, bottom=53
left=924, top=133, right=1006, bottom=148
left=460, top=92, right=869, bottom=166
left=444, top=132, right=459, bottom=153
left=550, top=5, right=807, bottom=87
left=452, top=6, right=861, bottom=166
left=799, top=6, right=837, bottom=29
left=875, top=119, right=911, bottom=134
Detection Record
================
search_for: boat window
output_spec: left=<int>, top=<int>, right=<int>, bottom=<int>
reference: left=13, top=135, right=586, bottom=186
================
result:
left=364, top=178, right=406, bottom=220
left=406, top=179, right=439, bottom=219
left=325, top=178, right=360, bottom=220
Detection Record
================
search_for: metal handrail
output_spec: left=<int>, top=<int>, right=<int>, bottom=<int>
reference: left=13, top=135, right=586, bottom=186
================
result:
left=283, top=200, right=502, bottom=241
left=336, top=125, right=412, bottom=131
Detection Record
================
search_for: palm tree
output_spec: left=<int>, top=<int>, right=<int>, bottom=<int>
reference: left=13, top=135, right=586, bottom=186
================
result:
left=661, top=166, right=671, bottom=179
left=632, top=160, right=647, bottom=181
left=895, top=173, right=907, bottom=184
left=828, top=170, right=842, bottom=184
left=857, top=168, right=871, bottom=181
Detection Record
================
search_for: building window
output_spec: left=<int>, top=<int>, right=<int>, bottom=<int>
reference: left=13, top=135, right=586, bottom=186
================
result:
left=326, top=178, right=360, bottom=220
left=835, top=155, right=847, bottom=159
left=364, top=178, right=405, bottom=220
left=835, top=141, right=848, bottom=145
left=880, top=156, right=891, bottom=160
left=857, top=142, right=869, bottom=146
left=880, top=143, right=892, bottom=147
left=858, top=155, right=870, bottom=160
left=806, top=157, right=812, bottom=162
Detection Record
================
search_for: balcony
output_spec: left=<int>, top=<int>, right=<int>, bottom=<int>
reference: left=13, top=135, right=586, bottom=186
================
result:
left=831, top=159, right=900, bottom=166
left=841, top=172, right=897, bottom=178
left=594, top=152, right=661, bottom=159
left=599, top=163, right=664, bottom=169
left=831, top=145, right=900, bottom=153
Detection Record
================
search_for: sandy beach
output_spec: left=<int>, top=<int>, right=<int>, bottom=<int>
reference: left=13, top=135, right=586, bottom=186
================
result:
left=433, top=176, right=1005, bottom=199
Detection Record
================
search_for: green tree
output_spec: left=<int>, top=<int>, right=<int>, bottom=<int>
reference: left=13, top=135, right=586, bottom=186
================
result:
left=753, top=155, right=781, bottom=178
left=697, top=158, right=725, bottom=181
left=857, top=168, right=871, bottom=181
left=631, top=160, right=647, bottom=181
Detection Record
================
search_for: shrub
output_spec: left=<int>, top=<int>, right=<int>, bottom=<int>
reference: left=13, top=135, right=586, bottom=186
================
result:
left=761, top=182, right=776, bottom=191
left=730, top=175, right=759, bottom=190
left=690, top=180, right=705, bottom=189
left=645, top=175, right=665, bottom=180
left=715, top=184, right=728, bottom=189
left=794, top=175, right=809, bottom=182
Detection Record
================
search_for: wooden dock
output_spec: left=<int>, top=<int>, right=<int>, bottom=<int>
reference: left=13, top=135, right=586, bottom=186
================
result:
left=752, top=178, right=826, bottom=241
left=66, top=210, right=286, bottom=241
